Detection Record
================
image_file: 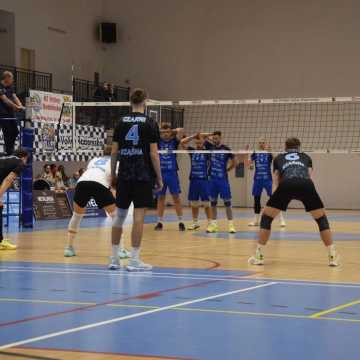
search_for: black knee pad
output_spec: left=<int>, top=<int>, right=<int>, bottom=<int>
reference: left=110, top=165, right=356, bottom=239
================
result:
left=260, top=214, right=274, bottom=230
left=316, top=215, right=330, bottom=232
left=224, top=200, right=232, bottom=208
left=211, top=200, right=218, bottom=207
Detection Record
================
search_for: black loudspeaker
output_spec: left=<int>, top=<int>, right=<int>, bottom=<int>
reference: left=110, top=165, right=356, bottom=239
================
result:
left=99, top=23, right=117, bottom=43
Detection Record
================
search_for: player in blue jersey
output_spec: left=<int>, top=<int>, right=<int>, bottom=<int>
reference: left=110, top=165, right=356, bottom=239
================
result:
left=205, top=131, right=237, bottom=233
left=155, top=123, right=185, bottom=231
left=247, top=139, right=286, bottom=227
left=180, top=132, right=213, bottom=230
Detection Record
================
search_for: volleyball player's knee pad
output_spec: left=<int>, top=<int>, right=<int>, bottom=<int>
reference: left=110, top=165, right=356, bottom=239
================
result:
left=113, top=208, right=129, bottom=228
left=224, top=200, right=232, bottom=208
left=190, top=201, right=200, bottom=208
left=210, top=200, right=218, bottom=207
left=68, top=212, right=84, bottom=233
left=260, top=214, right=274, bottom=230
left=202, top=201, right=211, bottom=208
left=316, top=215, right=330, bottom=232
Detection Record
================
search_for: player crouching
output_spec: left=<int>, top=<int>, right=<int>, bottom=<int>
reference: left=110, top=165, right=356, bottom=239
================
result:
left=248, top=137, right=340, bottom=267
left=0, top=149, right=29, bottom=250
left=65, top=145, right=130, bottom=259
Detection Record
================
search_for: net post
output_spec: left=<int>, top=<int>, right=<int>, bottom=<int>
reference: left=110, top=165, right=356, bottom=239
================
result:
left=20, top=118, right=34, bottom=228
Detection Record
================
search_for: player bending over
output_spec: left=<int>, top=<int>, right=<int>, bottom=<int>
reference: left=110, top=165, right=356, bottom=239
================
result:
left=65, top=145, right=130, bottom=259
left=0, top=149, right=28, bottom=250
left=181, top=133, right=213, bottom=230
left=248, top=137, right=340, bottom=267
left=154, top=123, right=185, bottom=231
left=247, top=139, right=286, bottom=227
left=110, top=88, right=162, bottom=271
left=205, top=131, right=237, bottom=234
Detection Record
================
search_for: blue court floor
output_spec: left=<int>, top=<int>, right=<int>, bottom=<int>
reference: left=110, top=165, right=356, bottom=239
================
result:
left=0, top=262, right=359, bottom=359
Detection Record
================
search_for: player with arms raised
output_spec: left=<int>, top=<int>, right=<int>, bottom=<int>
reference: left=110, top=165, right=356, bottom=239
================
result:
left=64, top=145, right=130, bottom=259
left=247, top=139, right=286, bottom=227
left=248, top=137, right=340, bottom=266
left=154, top=123, right=185, bottom=231
left=205, top=131, right=237, bottom=234
left=110, top=89, right=162, bottom=271
left=180, top=132, right=212, bottom=230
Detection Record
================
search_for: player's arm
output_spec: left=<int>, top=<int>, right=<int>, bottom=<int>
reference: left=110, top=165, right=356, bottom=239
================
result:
left=227, top=156, right=237, bottom=172
left=173, top=128, right=184, bottom=140
left=180, top=133, right=199, bottom=149
left=0, top=93, right=20, bottom=111
left=244, top=146, right=254, bottom=167
left=12, top=94, right=25, bottom=110
left=150, top=143, right=163, bottom=190
left=0, top=172, right=17, bottom=200
left=111, top=141, right=119, bottom=186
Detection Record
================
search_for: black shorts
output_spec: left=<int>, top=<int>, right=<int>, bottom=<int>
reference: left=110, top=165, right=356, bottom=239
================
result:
left=73, top=181, right=115, bottom=209
left=267, top=178, right=324, bottom=212
left=116, top=179, right=153, bottom=209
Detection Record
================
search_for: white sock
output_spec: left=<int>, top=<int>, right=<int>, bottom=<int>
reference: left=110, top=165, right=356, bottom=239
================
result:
left=256, top=244, right=264, bottom=253
left=212, top=220, right=217, bottom=225
left=112, top=245, right=119, bottom=258
left=279, top=212, right=285, bottom=222
left=119, top=235, right=125, bottom=251
left=193, top=218, right=198, bottom=224
left=228, top=220, right=234, bottom=226
left=67, top=232, right=76, bottom=247
left=131, top=247, right=140, bottom=260
left=327, top=244, right=336, bottom=256
left=158, top=217, right=163, bottom=223
left=254, top=214, right=260, bottom=222
left=178, top=216, right=183, bottom=221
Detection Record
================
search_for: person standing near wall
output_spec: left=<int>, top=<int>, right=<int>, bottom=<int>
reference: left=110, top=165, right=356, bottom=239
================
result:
left=0, top=71, right=25, bottom=155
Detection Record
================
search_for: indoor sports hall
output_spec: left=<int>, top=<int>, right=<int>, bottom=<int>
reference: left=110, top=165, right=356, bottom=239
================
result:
left=0, top=1, right=359, bottom=360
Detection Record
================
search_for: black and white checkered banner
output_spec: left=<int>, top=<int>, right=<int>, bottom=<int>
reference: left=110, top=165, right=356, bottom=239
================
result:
left=33, top=122, right=106, bottom=162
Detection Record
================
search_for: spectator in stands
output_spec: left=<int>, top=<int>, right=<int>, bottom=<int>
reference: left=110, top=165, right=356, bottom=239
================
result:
left=40, top=164, right=52, bottom=181
left=58, top=165, right=70, bottom=188
left=0, top=71, right=25, bottom=155
left=68, top=171, right=80, bottom=189
left=94, top=82, right=111, bottom=102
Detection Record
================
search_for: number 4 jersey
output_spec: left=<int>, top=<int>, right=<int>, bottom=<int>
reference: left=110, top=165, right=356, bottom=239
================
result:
left=113, top=112, right=160, bottom=182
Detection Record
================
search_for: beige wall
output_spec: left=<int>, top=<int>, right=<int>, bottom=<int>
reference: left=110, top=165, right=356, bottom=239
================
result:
left=0, top=0, right=106, bottom=91
left=103, top=0, right=360, bottom=100
left=177, top=154, right=360, bottom=210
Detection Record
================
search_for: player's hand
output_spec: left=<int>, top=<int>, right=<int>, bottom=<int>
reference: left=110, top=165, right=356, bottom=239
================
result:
left=154, top=178, right=163, bottom=192
left=111, top=176, right=118, bottom=188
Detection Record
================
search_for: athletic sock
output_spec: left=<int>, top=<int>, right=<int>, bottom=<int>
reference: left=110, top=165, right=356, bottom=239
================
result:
left=228, top=220, right=234, bottom=226
left=178, top=216, right=183, bottom=222
left=0, top=205, right=3, bottom=243
left=158, top=217, right=163, bottom=223
left=119, top=234, right=125, bottom=251
left=131, top=247, right=140, bottom=260
left=193, top=218, right=198, bottom=224
left=327, top=244, right=336, bottom=256
left=67, top=233, right=76, bottom=247
left=112, top=244, right=119, bottom=258
left=256, top=244, right=264, bottom=254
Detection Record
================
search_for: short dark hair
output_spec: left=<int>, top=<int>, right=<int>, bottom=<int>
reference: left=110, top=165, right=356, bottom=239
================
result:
left=213, top=131, right=222, bottom=137
left=13, top=148, right=29, bottom=159
left=285, top=137, right=301, bottom=150
left=130, top=88, right=147, bottom=105
left=160, top=123, right=171, bottom=130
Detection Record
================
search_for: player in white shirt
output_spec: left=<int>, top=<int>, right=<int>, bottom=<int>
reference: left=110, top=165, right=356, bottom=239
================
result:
left=64, top=145, right=132, bottom=259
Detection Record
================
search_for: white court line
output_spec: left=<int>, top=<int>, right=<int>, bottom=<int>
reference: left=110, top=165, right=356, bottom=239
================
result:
left=0, top=282, right=276, bottom=350
left=2, top=266, right=360, bottom=288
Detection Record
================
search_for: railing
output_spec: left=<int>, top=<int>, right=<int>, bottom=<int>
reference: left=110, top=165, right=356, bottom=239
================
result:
left=0, top=64, right=52, bottom=102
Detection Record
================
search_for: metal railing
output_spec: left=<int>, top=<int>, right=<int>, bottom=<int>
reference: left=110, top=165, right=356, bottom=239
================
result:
left=0, top=64, right=52, bottom=102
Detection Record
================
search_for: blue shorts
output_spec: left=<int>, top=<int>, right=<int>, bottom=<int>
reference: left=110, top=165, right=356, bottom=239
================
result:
left=252, top=179, right=272, bottom=197
left=188, top=179, right=210, bottom=202
left=209, top=178, right=232, bottom=200
left=157, top=171, right=181, bottom=196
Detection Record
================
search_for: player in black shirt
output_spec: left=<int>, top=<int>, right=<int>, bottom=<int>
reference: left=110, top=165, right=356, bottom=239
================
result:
left=0, top=71, right=25, bottom=155
left=0, top=149, right=28, bottom=250
left=248, top=137, right=340, bottom=267
left=110, top=88, right=162, bottom=271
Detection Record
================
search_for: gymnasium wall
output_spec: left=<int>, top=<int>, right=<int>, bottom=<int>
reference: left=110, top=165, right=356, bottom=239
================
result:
left=0, top=0, right=105, bottom=91
left=102, top=0, right=360, bottom=100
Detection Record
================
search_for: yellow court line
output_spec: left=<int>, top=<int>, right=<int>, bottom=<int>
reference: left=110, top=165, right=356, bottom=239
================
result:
left=310, top=299, right=360, bottom=318
left=1, top=297, right=360, bottom=323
